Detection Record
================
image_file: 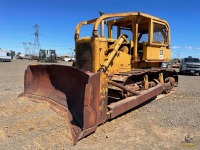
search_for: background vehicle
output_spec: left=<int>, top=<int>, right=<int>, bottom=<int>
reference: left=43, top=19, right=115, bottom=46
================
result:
left=161, top=62, right=170, bottom=68
left=0, top=49, right=11, bottom=62
left=20, top=12, right=178, bottom=144
left=63, top=56, right=76, bottom=62
left=38, top=49, right=57, bottom=62
left=179, top=57, right=200, bottom=75
left=171, top=61, right=180, bottom=68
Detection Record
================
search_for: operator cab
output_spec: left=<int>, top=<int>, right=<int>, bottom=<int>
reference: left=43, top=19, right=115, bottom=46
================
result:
left=105, top=15, right=170, bottom=62
left=75, top=12, right=171, bottom=72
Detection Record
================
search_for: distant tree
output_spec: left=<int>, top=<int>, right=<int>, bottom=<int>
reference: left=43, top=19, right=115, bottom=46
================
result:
left=171, top=58, right=180, bottom=63
left=10, top=50, right=15, bottom=59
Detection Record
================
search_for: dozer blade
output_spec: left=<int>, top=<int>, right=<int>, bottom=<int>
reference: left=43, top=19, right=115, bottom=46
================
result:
left=19, top=65, right=108, bottom=144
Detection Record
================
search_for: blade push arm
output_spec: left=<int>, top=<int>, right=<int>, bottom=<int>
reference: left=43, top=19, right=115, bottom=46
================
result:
left=99, top=34, right=129, bottom=72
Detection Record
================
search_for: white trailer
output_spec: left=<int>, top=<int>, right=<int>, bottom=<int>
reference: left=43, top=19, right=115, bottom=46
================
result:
left=0, top=49, right=11, bottom=62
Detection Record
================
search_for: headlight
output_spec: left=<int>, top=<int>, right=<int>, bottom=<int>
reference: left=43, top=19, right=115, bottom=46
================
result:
left=181, top=64, right=186, bottom=69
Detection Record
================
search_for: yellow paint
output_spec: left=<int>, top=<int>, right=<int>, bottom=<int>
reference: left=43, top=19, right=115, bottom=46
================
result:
left=75, top=12, right=172, bottom=75
left=144, top=75, right=149, bottom=90
left=159, top=73, right=164, bottom=83
left=99, top=72, right=108, bottom=111
left=143, top=46, right=171, bottom=61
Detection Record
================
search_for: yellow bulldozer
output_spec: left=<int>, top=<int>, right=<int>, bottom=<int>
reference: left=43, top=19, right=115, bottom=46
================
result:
left=19, top=12, right=178, bottom=144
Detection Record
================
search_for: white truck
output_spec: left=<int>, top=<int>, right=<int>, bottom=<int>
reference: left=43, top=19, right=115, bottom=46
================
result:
left=0, top=49, right=12, bottom=62
left=63, top=56, right=75, bottom=62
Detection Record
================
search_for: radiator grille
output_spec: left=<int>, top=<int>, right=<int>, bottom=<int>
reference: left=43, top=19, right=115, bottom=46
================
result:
left=186, top=64, right=200, bottom=68
left=76, top=42, right=92, bottom=71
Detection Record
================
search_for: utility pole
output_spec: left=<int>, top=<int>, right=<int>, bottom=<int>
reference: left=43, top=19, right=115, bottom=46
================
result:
left=69, top=47, right=75, bottom=58
left=32, top=24, right=41, bottom=55
left=177, top=50, right=181, bottom=60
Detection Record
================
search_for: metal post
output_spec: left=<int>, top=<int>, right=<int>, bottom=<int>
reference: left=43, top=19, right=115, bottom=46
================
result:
left=99, top=11, right=104, bottom=37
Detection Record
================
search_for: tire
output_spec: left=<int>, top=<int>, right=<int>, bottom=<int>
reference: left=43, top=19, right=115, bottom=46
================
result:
left=195, top=72, right=200, bottom=76
left=179, top=69, right=184, bottom=75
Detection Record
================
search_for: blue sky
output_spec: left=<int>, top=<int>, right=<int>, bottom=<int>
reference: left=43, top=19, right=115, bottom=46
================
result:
left=0, top=0, right=200, bottom=58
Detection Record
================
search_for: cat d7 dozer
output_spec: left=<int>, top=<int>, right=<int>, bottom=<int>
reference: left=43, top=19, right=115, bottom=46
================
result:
left=19, top=12, right=178, bottom=144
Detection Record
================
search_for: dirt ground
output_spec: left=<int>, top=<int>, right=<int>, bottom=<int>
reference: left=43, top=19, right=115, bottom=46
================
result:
left=0, top=60, right=200, bottom=150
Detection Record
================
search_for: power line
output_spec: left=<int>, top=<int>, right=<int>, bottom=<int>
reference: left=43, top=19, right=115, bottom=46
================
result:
left=20, top=42, right=35, bottom=55
left=32, top=24, right=42, bottom=55
left=20, top=24, right=42, bottom=55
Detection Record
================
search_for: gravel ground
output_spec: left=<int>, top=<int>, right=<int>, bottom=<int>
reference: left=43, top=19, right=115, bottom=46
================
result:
left=0, top=60, right=200, bottom=150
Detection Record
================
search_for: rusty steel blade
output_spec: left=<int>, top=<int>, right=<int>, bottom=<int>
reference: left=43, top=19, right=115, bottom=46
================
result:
left=19, top=64, right=104, bottom=144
